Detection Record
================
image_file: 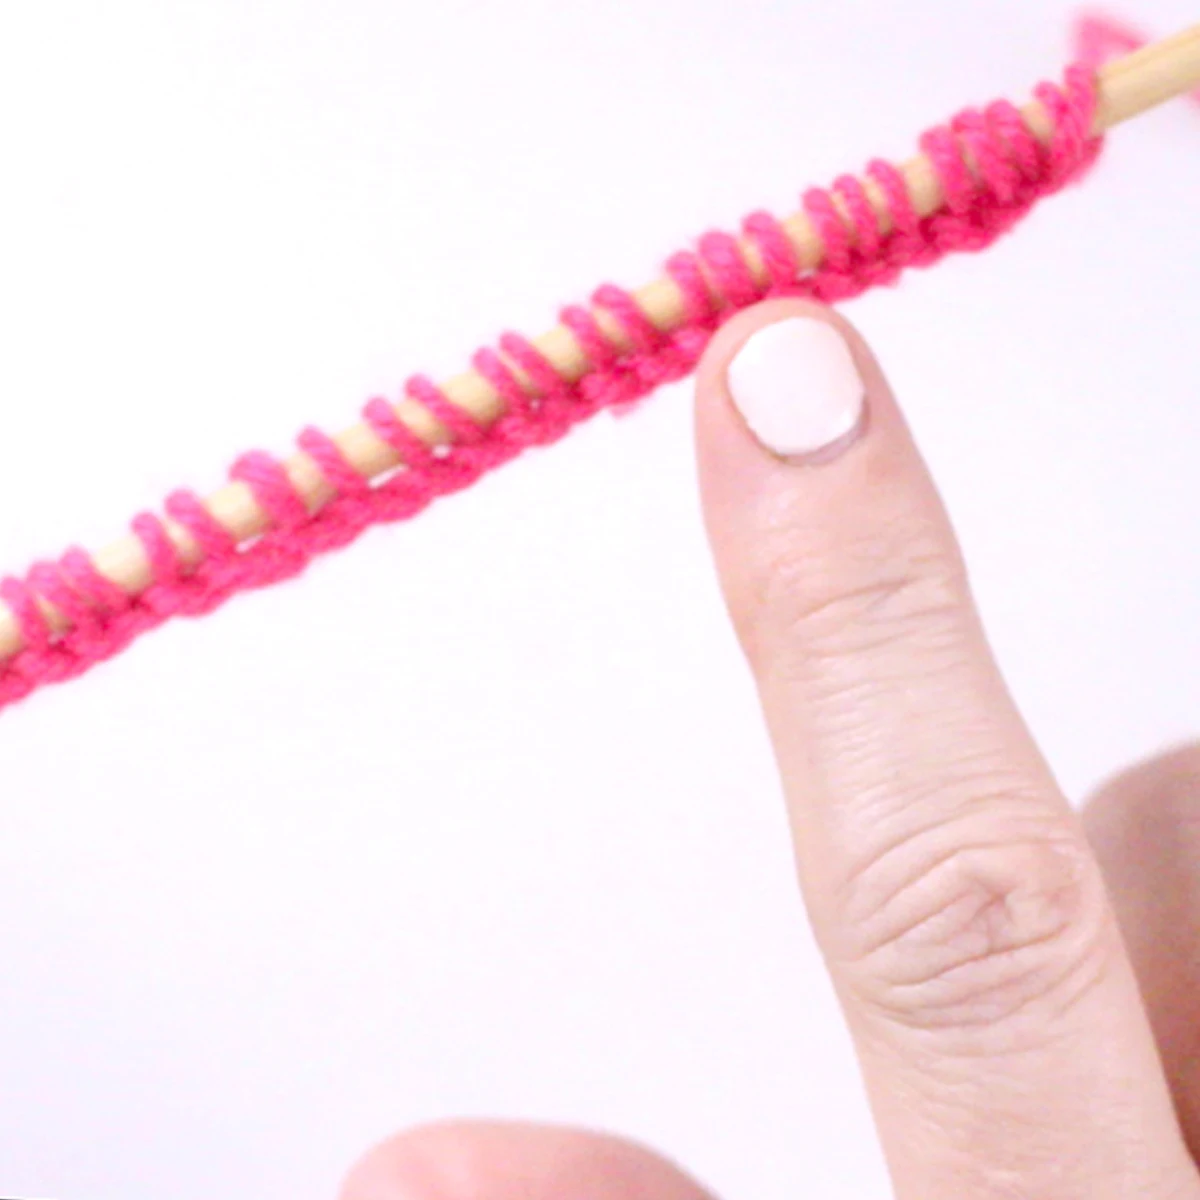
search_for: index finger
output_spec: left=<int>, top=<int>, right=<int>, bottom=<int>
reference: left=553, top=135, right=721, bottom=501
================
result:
left=694, top=299, right=1200, bottom=1199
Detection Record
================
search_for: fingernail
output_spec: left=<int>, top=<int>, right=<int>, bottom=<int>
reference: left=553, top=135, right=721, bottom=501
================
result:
left=726, top=316, right=866, bottom=458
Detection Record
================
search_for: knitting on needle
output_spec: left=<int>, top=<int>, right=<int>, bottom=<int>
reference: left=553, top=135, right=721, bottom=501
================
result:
left=0, top=21, right=1198, bottom=681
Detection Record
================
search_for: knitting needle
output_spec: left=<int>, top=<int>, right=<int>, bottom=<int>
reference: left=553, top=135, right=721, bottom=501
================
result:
left=2, top=22, right=1199, bottom=668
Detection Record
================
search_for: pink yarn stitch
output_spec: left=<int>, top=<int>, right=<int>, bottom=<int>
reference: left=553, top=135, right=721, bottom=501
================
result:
left=0, top=64, right=1107, bottom=713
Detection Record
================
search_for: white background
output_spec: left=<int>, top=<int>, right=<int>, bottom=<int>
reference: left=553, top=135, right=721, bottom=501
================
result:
left=0, top=1, right=1197, bottom=1197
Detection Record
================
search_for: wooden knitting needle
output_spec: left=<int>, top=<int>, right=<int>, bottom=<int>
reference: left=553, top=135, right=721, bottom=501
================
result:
left=2, top=22, right=1199, bottom=667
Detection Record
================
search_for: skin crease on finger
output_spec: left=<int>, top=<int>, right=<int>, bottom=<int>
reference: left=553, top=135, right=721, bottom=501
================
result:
left=332, top=745, right=1200, bottom=1200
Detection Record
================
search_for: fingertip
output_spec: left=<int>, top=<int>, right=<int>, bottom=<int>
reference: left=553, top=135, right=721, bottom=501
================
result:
left=1083, top=741, right=1200, bottom=1158
left=694, top=298, right=891, bottom=472
left=338, top=1121, right=715, bottom=1200
left=338, top=1125, right=441, bottom=1200
left=695, top=298, right=864, bottom=401
left=1086, top=742, right=1200, bottom=833
left=1083, top=739, right=1200, bottom=945
left=691, top=296, right=953, bottom=680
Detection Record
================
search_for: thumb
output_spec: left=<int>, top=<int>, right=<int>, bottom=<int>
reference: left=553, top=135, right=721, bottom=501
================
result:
left=694, top=299, right=1198, bottom=1199
left=339, top=1121, right=714, bottom=1200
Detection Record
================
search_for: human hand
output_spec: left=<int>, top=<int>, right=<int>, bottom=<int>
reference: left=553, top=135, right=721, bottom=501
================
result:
left=340, top=300, right=1200, bottom=1200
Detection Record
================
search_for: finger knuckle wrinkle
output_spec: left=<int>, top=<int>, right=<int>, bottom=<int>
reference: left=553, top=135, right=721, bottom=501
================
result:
left=752, top=542, right=968, bottom=672
left=837, top=827, right=1113, bottom=1034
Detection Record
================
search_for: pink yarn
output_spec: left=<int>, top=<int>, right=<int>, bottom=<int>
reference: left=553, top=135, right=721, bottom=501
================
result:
left=0, top=64, right=1107, bottom=712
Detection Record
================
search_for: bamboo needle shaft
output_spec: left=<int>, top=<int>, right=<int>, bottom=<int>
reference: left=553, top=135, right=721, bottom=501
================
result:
left=3, top=23, right=1199, bottom=667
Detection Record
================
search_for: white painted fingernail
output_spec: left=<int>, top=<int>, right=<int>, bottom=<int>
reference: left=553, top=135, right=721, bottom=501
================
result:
left=726, top=317, right=866, bottom=458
